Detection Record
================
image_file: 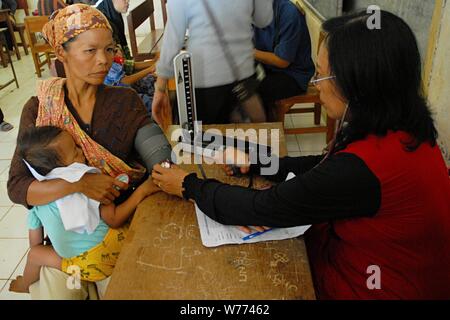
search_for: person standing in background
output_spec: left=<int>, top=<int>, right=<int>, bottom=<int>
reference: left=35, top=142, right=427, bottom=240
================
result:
left=254, top=0, right=315, bottom=120
left=152, top=0, right=273, bottom=128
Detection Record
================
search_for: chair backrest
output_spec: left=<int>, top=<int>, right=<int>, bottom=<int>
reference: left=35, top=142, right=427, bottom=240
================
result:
left=127, top=0, right=156, bottom=57
left=24, top=15, right=51, bottom=49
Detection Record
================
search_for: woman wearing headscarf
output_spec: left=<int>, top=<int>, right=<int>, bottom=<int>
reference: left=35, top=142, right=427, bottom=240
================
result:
left=7, top=4, right=164, bottom=299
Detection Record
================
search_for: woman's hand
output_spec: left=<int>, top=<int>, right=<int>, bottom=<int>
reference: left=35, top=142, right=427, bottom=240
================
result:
left=76, top=173, right=128, bottom=205
left=151, top=164, right=189, bottom=198
left=219, top=147, right=251, bottom=176
left=237, top=225, right=271, bottom=234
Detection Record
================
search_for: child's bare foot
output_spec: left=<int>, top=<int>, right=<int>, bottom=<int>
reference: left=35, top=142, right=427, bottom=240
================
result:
left=9, top=276, right=29, bottom=293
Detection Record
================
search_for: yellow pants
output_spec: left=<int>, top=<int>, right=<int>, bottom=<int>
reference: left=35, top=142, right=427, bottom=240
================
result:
left=61, top=225, right=128, bottom=282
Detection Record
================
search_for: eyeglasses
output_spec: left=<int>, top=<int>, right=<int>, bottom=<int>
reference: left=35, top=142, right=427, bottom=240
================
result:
left=310, top=74, right=336, bottom=86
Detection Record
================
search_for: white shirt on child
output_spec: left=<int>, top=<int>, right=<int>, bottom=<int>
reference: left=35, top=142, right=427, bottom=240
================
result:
left=24, top=161, right=101, bottom=234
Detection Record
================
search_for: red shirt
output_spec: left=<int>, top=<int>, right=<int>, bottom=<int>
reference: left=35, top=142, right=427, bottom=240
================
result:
left=305, top=131, right=450, bottom=299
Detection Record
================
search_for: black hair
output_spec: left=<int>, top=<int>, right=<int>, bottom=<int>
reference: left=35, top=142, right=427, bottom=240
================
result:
left=322, top=10, right=437, bottom=151
left=17, top=126, right=65, bottom=176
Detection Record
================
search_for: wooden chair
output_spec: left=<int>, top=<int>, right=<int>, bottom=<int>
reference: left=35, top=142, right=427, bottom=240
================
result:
left=274, top=2, right=336, bottom=143
left=0, top=28, right=19, bottom=90
left=0, top=9, right=21, bottom=60
left=0, top=27, right=10, bottom=67
left=24, top=15, right=53, bottom=77
left=127, top=0, right=165, bottom=62
left=13, top=0, right=30, bottom=55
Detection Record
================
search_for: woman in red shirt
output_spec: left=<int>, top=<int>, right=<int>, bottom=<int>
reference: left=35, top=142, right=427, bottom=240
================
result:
left=152, top=10, right=450, bottom=299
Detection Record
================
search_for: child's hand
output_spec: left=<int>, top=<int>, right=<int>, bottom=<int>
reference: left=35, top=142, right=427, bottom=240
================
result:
left=137, top=177, right=161, bottom=197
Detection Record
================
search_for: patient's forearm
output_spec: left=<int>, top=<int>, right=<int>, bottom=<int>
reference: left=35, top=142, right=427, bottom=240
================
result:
left=120, top=67, right=154, bottom=85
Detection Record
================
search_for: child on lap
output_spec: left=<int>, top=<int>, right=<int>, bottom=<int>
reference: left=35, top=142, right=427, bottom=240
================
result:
left=9, top=126, right=159, bottom=293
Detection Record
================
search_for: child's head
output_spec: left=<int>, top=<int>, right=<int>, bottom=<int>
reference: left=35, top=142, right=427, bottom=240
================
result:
left=18, top=126, right=86, bottom=175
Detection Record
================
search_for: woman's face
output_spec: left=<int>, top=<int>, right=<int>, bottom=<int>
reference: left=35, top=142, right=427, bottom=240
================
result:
left=315, top=44, right=348, bottom=120
left=112, top=0, right=130, bottom=14
left=57, top=28, right=115, bottom=86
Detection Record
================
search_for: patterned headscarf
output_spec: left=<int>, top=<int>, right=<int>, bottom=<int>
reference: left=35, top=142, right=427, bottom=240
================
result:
left=42, top=3, right=112, bottom=49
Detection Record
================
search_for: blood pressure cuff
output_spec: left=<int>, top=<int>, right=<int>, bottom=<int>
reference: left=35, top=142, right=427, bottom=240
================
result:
left=134, top=122, right=173, bottom=172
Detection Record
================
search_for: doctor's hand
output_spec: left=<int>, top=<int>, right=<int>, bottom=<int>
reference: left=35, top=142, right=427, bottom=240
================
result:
left=236, top=225, right=271, bottom=234
left=151, top=164, right=189, bottom=198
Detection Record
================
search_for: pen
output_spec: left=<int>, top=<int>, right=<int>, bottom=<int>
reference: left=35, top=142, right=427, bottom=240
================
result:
left=242, top=228, right=272, bottom=241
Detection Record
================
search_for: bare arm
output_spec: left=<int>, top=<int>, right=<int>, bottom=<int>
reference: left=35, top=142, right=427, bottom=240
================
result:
left=29, top=228, right=44, bottom=247
left=25, top=174, right=125, bottom=206
left=100, top=178, right=160, bottom=228
left=151, top=77, right=171, bottom=130
left=120, top=66, right=155, bottom=85
left=134, top=60, right=157, bottom=71
left=25, top=179, right=79, bottom=206
left=254, top=49, right=290, bottom=69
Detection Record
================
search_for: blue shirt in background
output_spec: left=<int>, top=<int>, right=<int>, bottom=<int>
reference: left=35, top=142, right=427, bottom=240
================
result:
left=28, top=202, right=109, bottom=258
left=254, top=0, right=315, bottom=91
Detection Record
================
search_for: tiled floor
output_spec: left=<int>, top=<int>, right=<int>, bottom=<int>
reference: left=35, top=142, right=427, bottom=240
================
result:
left=1, top=48, right=51, bottom=300
left=0, top=44, right=327, bottom=300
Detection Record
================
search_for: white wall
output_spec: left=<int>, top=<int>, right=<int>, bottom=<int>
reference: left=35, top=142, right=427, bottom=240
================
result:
left=125, top=0, right=165, bottom=37
left=427, top=0, right=450, bottom=164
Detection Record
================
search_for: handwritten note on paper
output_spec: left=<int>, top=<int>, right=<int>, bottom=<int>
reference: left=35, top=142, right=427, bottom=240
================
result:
left=195, top=172, right=311, bottom=247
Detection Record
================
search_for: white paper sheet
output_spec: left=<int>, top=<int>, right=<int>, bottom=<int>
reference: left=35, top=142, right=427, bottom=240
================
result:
left=195, top=172, right=311, bottom=247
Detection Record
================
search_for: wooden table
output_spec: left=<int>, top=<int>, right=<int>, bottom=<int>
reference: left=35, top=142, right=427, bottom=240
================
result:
left=0, top=9, right=20, bottom=61
left=105, top=123, right=316, bottom=300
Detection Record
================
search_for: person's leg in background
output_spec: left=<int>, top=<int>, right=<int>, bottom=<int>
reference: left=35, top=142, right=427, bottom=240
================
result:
left=257, top=70, right=305, bottom=121
left=0, top=107, right=14, bottom=131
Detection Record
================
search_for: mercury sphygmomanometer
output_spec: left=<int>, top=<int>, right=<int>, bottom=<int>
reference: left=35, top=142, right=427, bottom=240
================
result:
left=173, top=51, right=272, bottom=161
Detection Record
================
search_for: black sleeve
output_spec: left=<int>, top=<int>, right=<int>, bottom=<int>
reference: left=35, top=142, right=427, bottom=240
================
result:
left=250, top=154, right=324, bottom=182
left=182, top=153, right=381, bottom=227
